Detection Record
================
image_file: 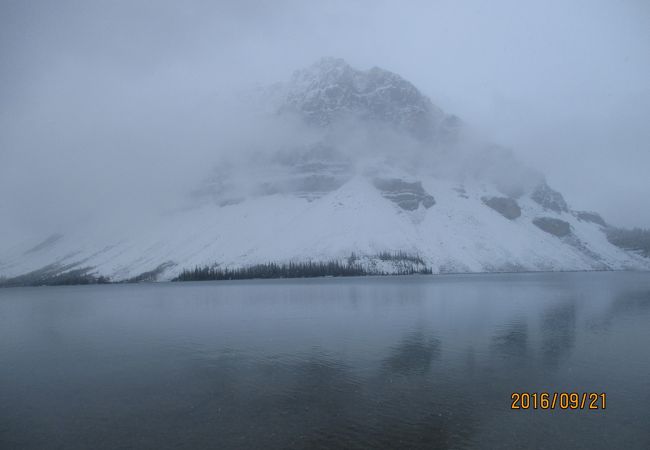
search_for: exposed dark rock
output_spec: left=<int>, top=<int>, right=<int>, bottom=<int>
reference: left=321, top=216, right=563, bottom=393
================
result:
left=125, top=261, right=176, bottom=283
left=481, top=196, right=521, bottom=220
left=533, top=217, right=572, bottom=237
left=281, top=58, right=449, bottom=142
left=373, top=178, right=435, bottom=211
left=421, top=196, right=436, bottom=208
left=0, top=263, right=109, bottom=287
left=605, top=227, right=650, bottom=257
left=531, top=181, right=568, bottom=213
left=24, top=233, right=63, bottom=254
left=575, top=211, right=607, bottom=227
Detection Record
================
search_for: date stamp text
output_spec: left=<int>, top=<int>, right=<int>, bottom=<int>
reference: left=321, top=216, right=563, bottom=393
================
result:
left=511, top=392, right=606, bottom=410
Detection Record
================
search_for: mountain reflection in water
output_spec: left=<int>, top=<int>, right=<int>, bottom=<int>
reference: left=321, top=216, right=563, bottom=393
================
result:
left=1, top=272, right=649, bottom=449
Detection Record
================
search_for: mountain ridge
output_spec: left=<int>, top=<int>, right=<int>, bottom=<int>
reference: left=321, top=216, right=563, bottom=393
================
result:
left=1, top=58, right=648, bottom=284
left=278, top=57, right=459, bottom=143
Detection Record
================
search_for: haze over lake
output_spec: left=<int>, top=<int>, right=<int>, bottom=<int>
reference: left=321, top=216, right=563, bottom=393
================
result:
left=1, top=272, right=649, bottom=449
left=2, top=2, right=649, bottom=449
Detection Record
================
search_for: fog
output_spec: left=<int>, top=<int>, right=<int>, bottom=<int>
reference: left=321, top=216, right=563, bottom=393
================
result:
left=1, top=0, right=649, bottom=241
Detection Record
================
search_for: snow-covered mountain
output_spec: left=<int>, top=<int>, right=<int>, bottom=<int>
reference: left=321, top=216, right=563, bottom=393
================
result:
left=2, top=58, right=648, bottom=284
left=280, top=57, right=460, bottom=143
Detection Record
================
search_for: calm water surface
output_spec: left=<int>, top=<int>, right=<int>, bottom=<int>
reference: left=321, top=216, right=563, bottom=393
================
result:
left=1, top=272, right=649, bottom=449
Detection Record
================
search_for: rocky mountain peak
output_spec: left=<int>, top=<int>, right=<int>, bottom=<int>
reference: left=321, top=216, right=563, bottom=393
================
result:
left=280, top=58, right=451, bottom=142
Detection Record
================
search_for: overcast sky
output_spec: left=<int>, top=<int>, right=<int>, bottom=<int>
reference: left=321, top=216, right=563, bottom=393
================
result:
left=1, top=0, right=649, bottom=231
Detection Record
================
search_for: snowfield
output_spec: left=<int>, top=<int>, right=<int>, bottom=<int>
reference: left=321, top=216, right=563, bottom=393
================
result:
left=1, top=174, right=647, bottom=283
left=2, top=58, right=647, bottom=283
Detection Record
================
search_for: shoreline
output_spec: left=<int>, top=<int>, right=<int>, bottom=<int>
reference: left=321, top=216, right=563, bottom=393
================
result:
left=2, top=267, right=647, bottom=289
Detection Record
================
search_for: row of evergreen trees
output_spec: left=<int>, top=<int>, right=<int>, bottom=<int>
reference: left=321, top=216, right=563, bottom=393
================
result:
left=173, top=261, right=365, bottom=281
left=0, top=268, right=110, bottom=287
left=173, top=259, right=432, bottom=282
left=376, top=250, right=426, bottom=265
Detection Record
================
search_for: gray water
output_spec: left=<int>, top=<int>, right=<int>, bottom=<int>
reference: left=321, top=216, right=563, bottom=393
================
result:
left=1, top=272, right=649, bottom=449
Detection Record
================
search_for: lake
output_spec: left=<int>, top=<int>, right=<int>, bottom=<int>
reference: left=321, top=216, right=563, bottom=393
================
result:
left=1, top=272, right=649, bottom=449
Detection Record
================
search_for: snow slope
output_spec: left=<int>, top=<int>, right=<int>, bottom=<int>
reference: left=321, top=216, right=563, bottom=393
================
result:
left=1, top=173, right=647, bottom=282
left=1, top=58, right=648, bottom=282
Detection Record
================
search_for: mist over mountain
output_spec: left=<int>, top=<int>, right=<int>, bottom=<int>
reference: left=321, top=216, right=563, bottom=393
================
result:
left=195, top=58, right=544, bottom=208
left=280, top=57, right=457, bottom=142
left=1, top=58, right=648, bottom=285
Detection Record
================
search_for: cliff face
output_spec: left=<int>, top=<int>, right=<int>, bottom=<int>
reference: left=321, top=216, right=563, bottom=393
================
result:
left=280, top=57, right=455, bottom=142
